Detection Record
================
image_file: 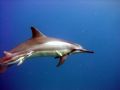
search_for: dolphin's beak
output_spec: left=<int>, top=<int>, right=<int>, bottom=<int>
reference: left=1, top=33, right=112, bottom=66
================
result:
left=79, top=49, right=94, bottom=53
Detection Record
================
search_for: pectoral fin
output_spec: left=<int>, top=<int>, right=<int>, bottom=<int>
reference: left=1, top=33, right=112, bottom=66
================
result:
left=56, top=55, right=68, bottom=67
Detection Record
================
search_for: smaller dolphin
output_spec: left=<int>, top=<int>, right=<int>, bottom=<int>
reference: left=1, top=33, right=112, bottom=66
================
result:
left=0, top=26, right=94, bottom=73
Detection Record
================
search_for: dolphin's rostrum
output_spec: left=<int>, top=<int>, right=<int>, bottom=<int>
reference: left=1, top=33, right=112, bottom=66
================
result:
left=0, top=27, right=94, bottom=73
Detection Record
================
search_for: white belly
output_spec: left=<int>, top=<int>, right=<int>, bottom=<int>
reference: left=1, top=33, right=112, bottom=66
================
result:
left=30, top=49, right=70, bottom=57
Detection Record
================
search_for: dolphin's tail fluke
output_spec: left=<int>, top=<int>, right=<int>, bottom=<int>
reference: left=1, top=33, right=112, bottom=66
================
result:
left=0, top=51, right=13, bottom=73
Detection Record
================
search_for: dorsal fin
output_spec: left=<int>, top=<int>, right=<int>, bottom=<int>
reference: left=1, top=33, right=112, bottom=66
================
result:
left=3, top=51, right=12, bottom=57
left=31, top=26, right=46, bottom=38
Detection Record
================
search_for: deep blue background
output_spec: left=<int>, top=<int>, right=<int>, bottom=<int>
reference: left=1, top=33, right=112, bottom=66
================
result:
left=0, top=0, right=120, bottom=90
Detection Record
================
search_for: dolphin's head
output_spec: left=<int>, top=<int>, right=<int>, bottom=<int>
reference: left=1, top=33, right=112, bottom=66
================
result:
left=71, top=43, right=94, bottom=54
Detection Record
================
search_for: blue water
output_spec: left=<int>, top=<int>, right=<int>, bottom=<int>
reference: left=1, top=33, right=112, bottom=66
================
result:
left=0, top=0, right=120, bottom=90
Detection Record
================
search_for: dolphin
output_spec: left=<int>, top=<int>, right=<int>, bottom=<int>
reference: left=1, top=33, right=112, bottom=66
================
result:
left=0, top=26, right=94, bottom=73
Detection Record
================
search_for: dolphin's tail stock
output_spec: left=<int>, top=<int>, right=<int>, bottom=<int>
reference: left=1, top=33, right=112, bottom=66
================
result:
left=0, top=58, right=8, bottom=73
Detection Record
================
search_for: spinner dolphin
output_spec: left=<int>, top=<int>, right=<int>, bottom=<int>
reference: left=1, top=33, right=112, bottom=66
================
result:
left=0, top=27, right=94, bottom=72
